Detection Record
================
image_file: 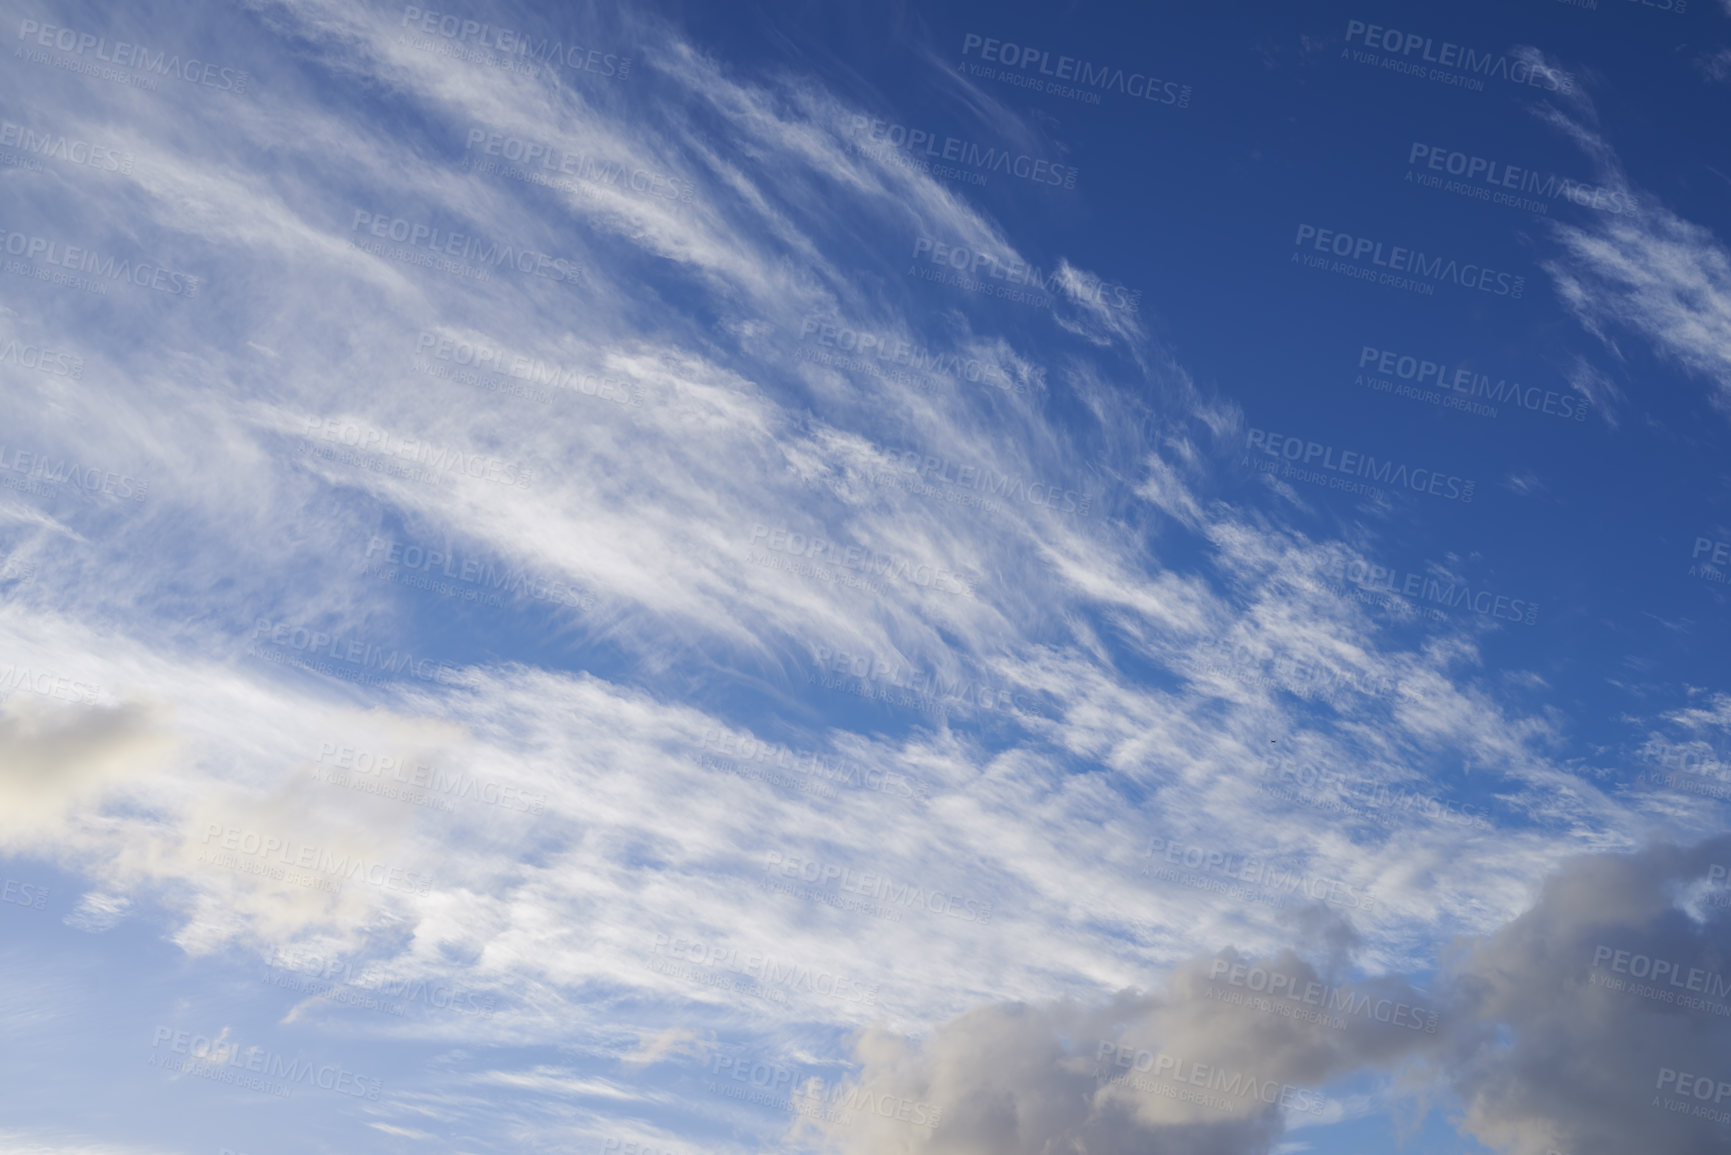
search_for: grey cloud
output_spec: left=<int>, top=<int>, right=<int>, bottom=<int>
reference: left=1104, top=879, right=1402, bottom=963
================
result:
left=1439, top=835, right=1731, bottom=1155
left=795, top=998, right=1286, bottom=1155
left=809, top=839, right=1731, bottom=1155
left=804, top=908, right=1440, bottom=1154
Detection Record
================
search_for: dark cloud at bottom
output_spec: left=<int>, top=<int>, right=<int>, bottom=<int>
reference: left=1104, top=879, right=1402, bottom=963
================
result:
left=803, top=835, right=1731, bottom=1155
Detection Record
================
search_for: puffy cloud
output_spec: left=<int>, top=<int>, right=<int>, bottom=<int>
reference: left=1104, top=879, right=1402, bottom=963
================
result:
left=794, top=998, right=1288, bottom=1155
left=806, top=838, right=1731, bottom=1155
left=0, top=695, right=172, bottom=848
left=803, top=909, right=1440, bottom=1154
left=1441, top=835, right=1731, bottom=1155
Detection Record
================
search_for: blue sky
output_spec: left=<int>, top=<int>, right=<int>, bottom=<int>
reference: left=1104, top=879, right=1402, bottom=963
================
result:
left=3, top=0, right=1731, bottom=1153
